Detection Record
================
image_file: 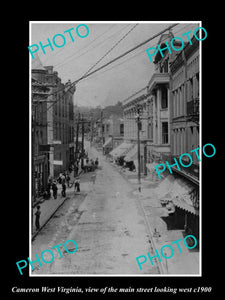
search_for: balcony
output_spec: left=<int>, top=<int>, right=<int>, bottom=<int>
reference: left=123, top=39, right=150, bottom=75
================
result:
left=147, top=73, right=170, bottom=94
left=187, top=98, right=199, bottom=116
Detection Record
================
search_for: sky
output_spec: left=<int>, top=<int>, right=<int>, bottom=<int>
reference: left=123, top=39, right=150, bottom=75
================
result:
left=30, top=21, right=200, bottom=108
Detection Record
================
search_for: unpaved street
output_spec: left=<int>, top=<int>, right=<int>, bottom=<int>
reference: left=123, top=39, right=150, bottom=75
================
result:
left=31, top=143, right=160, bottom=275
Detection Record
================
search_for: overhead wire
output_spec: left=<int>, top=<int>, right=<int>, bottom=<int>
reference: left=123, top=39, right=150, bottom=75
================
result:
left=77, top=23, right=198, bottom=84
left=78, top=23, right=197, bottom=104
left=37, top=22, right=194, bottom=114
left=54, top=24, right=132, bottom=69
left=41, top=23, right=139, bottom=113
left=40, top=23, right=113, bottom=63
left=76, top=23, right=139, bottom=83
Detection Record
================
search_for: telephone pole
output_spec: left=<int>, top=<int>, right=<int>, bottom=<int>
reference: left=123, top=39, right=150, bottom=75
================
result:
left=101, top=110, right=104, bottom=154
left=81, top=114, right=85, bottom=168
left=136, top=105, right=142, bottom=193
left=75, top=112, right=80, bottom=162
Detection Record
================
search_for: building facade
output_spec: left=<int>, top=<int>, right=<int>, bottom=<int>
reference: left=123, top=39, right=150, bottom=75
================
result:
left=32, top=75, right=51, bottom=198
left=146, top=31, right=182, bottom=165
left=32, top=56, right=75, bottom=198
left=122, top=88, right=149, bottom=173
left=170, top=36, right=200, bottom=179
left=121, top=30, right=200, bottom=240
left=168, top=35, right=200, bottom=239
left=102, top=115, right=124, bottom=154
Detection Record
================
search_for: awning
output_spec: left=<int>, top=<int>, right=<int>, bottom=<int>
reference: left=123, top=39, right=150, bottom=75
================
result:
left=103, top=137, right=112, bottom=148
left=155, top=175, right=199, bottom=215
left=124, top=144, right=137, bottom=161
left=172, top=195, right=198, bottom=215
left=109, top=142, right=133, bottom=158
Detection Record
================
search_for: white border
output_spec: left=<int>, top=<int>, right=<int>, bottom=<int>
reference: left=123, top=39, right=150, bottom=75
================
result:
left=29, top=20, right=202, bottom=277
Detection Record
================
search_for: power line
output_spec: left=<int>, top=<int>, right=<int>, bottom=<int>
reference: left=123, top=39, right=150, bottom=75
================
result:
left=41, top=23, right=139, bottom=114
left=38, top=23, right=180, bottom=114
left=71, top=24, right=198, bottom=85
left=72, top=23, right=179, bottom=84
left=54, top=24, right=131, bottom=69
left=76, top=23, right=139, bottom=83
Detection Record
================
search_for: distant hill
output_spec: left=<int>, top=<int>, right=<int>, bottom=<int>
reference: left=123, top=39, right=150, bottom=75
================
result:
left=74, top=101, right=123, bottom=120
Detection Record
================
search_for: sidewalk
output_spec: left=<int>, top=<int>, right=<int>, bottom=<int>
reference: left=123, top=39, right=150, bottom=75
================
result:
left=95, top=147, right=200, bottom=275
left=32, top=167, right=83, bottom=240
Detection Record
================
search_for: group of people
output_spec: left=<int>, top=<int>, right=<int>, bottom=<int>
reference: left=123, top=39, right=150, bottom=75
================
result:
left=43, top=171, right=72, bottom=200
left=83, top=157, right=99, bottom=172
left=35, top=154, right=99, bottom=232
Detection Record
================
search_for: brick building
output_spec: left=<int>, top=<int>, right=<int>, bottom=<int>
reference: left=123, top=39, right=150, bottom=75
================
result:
left=32, top=55, right=75, bottom=198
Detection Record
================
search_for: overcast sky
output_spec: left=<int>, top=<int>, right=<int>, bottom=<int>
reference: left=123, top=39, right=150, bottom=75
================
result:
left=30, top=22, right=199, bottom=107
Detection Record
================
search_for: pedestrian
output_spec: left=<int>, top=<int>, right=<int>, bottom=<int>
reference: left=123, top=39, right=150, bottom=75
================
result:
left=52, top=180, right=58, bottom=199
left=61, top=182, right=66, bottom=197
left=91, top=173, right=96, bottom=185
left=66, top=174, right=70, bottom=187
left=35, top=205, right=41, bottom=231
left=46, top=182, right=51, bottom=199
left=57, top=173, right=62, bottom=184
left=74, top=177, right=80, bottom=193
left=90, top=159, right=95, bottom=171
left=61, top=173, right=66, bottom=184
left=95, top=157, right=99, bottom=168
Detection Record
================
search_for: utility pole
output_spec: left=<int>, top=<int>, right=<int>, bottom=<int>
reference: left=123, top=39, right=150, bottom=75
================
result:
left=136, top=105, right=142, bottom=193
left=75, top=112, right=80, bottom=162
left=101, top=110, right=104, bottom=154
left=32, top=101, right=36, bottom=235
left=81, top=114, right=84, bottom=168
left=90, top=111, right=93, bottom=144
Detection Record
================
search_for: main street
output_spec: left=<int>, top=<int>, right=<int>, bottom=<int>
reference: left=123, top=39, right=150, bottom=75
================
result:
left=31, top=141, right=160, bottom=275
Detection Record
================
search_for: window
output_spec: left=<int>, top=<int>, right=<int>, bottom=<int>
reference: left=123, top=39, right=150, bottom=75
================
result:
left=162, top=122, right=168, bottom=144
left=189, top=78, right=193, bottom=101
left=164, top=59, right=168, bottom=73
left=120, top=123, right=124, bottom=135
left=161, top=86, right=168, bottom=109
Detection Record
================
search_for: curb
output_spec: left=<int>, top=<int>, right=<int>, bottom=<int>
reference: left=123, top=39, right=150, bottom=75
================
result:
left=32, top=169, right=84, bottom=241
left=32, top=196, right=69, bottom=241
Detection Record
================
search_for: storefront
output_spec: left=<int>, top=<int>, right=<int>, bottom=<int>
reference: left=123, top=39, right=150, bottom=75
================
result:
left=156, top=173, right=199, bottom=241
left=109, top=142, right=134, bottom=159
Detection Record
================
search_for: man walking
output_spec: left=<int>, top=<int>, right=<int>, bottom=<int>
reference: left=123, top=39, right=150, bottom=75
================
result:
left=74, top=177, right=80, bottom=193
left=61, top=181, right=66, bottom=197
left=52, top=180, right=58, bottom=199
left=35, top=205, right=41, bottom=231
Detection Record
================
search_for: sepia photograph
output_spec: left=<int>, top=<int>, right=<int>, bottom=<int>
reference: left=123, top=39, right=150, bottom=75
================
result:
left=29, top=21, right=201, bottom=276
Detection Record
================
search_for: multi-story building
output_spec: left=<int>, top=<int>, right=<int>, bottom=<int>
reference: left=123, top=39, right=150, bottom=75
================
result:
left=50, top=70, right=76, bottom=176
left=32, top=75, right=51, bottom=198
left=120, top=29, right=200, bottom=240
left=102, top=114, right=124, bottom=155
left=167, top=35, right=200, bottom=239
left=121, top=31, right=180, bottom=173
left=170, top=36, right=200, bottom=182
left=122, top=88, right=149, bottom=173
left=32, top=55, right=75, bottom=197
left=146, top=31, right=182, bottom=165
